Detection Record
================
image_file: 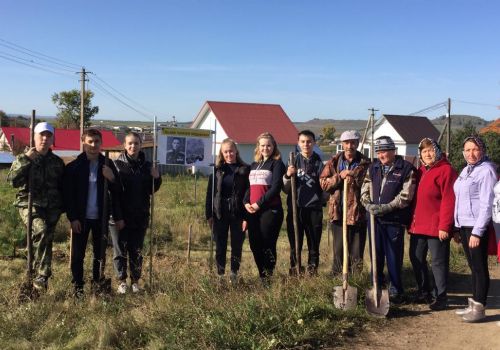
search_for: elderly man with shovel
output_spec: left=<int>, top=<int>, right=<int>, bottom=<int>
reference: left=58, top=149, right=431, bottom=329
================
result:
left=360, top=136, right=417, bottom=305
left=320, top=130, right=370, bottom=276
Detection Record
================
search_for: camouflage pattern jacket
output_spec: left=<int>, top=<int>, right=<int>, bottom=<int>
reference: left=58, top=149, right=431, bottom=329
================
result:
left=8, top=150, right=65, bottom=211
left=320, top=151, right=370, bottom=225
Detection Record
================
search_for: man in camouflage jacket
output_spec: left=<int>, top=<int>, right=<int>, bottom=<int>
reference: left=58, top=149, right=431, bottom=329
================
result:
left=8, top=122, right=65, bottom=291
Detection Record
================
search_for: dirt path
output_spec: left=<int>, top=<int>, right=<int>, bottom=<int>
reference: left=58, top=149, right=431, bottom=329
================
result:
left=344, top=263, right=500, bottom=350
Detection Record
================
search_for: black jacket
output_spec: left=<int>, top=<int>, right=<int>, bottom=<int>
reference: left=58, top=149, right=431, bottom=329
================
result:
left=64, top=152, right=122, bottom=223
left=113, top=151, right=162, bottom=220
left=205, top=163, right=250, bottom=220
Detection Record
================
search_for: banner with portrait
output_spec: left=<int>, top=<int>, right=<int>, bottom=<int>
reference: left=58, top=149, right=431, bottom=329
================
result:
left=158, top=127, right=213, bottom=166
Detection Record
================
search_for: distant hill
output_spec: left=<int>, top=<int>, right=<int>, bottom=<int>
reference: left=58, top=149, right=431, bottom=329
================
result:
left=293, top=114, right=491, bottom=139
left=294, top=118, right=368, bottom=138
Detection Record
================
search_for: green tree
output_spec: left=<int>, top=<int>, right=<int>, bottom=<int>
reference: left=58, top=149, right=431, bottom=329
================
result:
left=322, top=124, right=336, bottom=142
left=447, top=121, right=500, bottom=171
left=52, top=89, right=99, bottom=129
left=0, top=110, right=8, bottom=126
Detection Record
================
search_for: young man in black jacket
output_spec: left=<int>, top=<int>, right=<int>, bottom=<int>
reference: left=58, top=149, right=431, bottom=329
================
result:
left=64, top=129, right=123, bottom=297
left=283, top=130, right=324, bottom=275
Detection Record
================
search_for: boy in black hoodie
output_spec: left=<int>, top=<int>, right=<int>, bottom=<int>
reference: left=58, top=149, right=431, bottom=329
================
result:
left=283, top=130, right=324, bottom=275
left=64, top=129, right=123, bottom=297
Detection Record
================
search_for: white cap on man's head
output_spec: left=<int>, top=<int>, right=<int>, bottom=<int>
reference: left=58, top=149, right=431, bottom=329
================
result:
left=340, top=130, right=360, bottom=142
left=34, top=122, right=55, bottom=135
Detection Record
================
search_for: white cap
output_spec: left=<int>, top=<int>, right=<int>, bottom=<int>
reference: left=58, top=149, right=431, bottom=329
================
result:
left=34, top=122, right=55, bottom=135
left=340, top=130, right=360, bottom=141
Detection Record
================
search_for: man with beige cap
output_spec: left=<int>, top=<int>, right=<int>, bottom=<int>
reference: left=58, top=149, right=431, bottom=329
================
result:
left=320, top=130, right=370, bottom=275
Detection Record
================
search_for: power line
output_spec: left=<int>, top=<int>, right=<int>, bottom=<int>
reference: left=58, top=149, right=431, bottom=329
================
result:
left=88, top=78, right=153, bottom=121
left=91, top=73, right=160, bottom=117
left=0, top=38, right=81, bottom=70
left=0, top=53, right=75, bottom=78
left=0, top=50, right=75, bottom=73
left=452, top=99, right=500, bottom=108
left=409, top=101, right=447, bottom=116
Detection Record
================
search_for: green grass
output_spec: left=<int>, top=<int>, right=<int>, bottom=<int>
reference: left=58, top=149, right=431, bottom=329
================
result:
left=0, top=169, right=472, bottom=349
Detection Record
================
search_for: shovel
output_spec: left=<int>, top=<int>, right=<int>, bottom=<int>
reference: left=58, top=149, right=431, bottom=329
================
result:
left=365, top=113, right=390, bottom=316
left=334, top=179, right=357, bottom=310
left=94, top=151, right=112, bottom=295
left=365, top=211, right=389, bottom=316
left=289, top=152, right=302, bottom=276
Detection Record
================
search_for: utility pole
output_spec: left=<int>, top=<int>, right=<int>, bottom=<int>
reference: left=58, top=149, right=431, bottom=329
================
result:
left=446, top=98, right=451, bottom=156
left=368, top=108, right=379, bottom=161
left=79, top=67, right=89, bottom=151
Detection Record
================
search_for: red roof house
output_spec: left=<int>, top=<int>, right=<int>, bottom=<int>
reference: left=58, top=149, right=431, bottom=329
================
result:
left=190, top=101, right=299, bottom=163
left=0, top=127, right=121, bottom=157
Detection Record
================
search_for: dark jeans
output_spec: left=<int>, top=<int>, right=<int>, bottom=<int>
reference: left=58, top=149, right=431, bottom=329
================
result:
left=248, top=207, right=284, bottom=278
left=286, top=207, right=323, bottom=270
left=110, top=217, right=148, bottom=282
left=368, top=219, right=405, bottom=294
left=409, top=234, right=450, bottom=299
left=213, top=208, right=245, bottom=275
left=331, top=221, right=367, bottom=275
left=460, top=227, right=490, bottom=305
left=70, top=219, right=105, bottom=286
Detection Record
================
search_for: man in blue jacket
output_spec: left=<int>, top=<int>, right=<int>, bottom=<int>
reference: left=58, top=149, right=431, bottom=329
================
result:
left=360, top=136, right=416, bottom=303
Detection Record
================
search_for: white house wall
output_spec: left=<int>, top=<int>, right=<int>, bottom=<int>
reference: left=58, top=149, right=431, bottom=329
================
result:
left=234, top=144, right=296, bottom=165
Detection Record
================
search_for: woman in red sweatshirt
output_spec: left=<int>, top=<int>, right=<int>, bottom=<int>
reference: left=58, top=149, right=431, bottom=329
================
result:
left=244, top=132, right=286, bottom=285
left=409, top=138, right=457, bottom=311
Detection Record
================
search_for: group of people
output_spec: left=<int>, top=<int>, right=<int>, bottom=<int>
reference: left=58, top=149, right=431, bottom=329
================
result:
left=206, top=129, right=500, bottom=322
left=8, top=122, right=500, bottom=322
left=8, top=122, right=161, bottom=298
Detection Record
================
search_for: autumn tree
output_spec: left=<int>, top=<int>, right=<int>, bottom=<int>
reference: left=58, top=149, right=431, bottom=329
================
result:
left=321, top=124, right=336, bottom=142
left=52, top=89, right=99, bottom=129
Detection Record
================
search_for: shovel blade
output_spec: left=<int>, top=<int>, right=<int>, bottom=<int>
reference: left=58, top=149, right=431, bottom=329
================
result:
left=365, top=287, right=390, bottom=317
left=334, top=285, right=358, bottom=310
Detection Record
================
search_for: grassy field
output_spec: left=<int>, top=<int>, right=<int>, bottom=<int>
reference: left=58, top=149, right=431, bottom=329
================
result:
left=0, top=169, right=470, bottom=349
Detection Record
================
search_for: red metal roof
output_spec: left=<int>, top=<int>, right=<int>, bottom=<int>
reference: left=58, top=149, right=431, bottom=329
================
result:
left=206, top=101, right=298, bottom=144
left=2, top=127, right=121, bottom=150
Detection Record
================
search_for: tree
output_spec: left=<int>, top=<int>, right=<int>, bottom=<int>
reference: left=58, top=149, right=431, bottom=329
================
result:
left=0, top=110, right=7, bottom=126
left=52, top=89, right=99, bottom=129
left=322, top=124, right=336, bottom=142
left=447, top=121, right=500, bottom=171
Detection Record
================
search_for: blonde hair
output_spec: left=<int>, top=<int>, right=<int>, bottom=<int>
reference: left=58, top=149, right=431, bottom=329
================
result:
left=253, top=132, right=281, bottom=162
left=216, top=138, right=245, bottom=168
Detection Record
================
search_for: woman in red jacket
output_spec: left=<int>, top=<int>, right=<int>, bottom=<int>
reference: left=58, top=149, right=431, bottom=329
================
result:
left=409, top=138, right=458, bottom=311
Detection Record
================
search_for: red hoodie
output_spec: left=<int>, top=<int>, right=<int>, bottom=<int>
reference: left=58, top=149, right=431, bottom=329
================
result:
left=409, top=156, right=458, bottom=237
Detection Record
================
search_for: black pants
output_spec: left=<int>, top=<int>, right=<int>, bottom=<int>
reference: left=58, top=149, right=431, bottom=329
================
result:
left=331, top=221, right=367, bottom=275
left=460, top=227, right=490, bottom=305
left=409, top=234, right=450, bottom=299
left=213, top=208, right=245, bottom=275
left=70, top=219, right=106, bottom=286
left=248, top=207, right=284, bottom=278
left=110, top=216, right=148, bottom=282
left=286, top=207, right=323, bottom=270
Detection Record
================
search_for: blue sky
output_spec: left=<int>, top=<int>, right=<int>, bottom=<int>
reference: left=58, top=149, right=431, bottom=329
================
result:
left=1, top=0, right=499, bottom=123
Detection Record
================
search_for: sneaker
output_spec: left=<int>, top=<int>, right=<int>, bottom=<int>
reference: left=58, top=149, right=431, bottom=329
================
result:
left=462, top=299, right=486, bottom=322
left=389, top=287, right=404, bottom=305
left=117, top=282, right=127, bottom=294
left=455, top=298, right=473, bottom=315
left=412, top=291, right=432, bottom=304
left=229, top=272, right=238, bottom=284
left=131, top=283, right=140, bottom=293
left=429, top=298, right=447, bottom=311
left=33, top=275, right=48, bottom=291
left=74, top=285, right=84, bottom=299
